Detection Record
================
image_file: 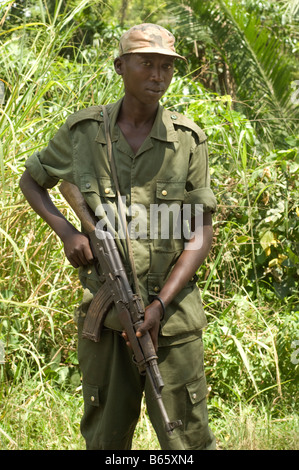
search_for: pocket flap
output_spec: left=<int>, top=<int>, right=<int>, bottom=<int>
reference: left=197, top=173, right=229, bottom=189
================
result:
left=156, top=181, right=185, bottom=200
left=98, top=177, right=116, bottom=197
left=80, top=175, right=115, bottom=197
left=80, top=175, right=99, bottom=194
left=186, top=376, right=207, bottom=404
left=147, top=273, right=165, bottom=296
left=82, top=383, right=100, bottom=407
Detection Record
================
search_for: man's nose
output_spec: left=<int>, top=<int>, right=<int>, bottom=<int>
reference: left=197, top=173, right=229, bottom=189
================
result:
left=151, top=66, right=163, bottom=81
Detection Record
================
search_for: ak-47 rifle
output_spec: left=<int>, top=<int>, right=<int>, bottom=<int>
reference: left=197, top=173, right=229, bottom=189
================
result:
left=59, top=180, right=182, bottom=435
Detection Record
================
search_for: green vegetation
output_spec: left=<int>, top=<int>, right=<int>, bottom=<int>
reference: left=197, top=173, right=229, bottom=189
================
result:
left=0, top=0, right=298, bottom=450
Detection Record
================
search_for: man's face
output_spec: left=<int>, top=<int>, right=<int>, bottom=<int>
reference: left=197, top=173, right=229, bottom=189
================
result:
left=115, top=53, right=175, bottom=106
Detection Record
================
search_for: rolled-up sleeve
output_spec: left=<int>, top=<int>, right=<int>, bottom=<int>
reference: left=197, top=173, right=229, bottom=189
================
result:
left=183, top=139, right=217, bottom=215
left=25, top=122, right=74, bottom=188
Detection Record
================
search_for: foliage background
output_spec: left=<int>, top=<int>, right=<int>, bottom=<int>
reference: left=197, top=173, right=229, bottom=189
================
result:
left=0, top=0, right=298, bottom=450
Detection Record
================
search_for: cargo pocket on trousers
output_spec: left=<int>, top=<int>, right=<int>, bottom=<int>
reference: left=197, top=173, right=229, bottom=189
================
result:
left=83, top=383, right=100, bottom=407
left=186, top=375, right=208, bottom=405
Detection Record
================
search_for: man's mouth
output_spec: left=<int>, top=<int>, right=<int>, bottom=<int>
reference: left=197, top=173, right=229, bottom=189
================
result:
left=147, top=88, right=164, bottom=94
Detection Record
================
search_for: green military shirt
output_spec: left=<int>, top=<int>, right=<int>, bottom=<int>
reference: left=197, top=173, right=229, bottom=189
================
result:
left=25, top=98, right=217, bottom=346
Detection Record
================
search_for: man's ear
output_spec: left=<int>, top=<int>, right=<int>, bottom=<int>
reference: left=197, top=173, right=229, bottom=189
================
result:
left=114, top=57, right=123, bottom=76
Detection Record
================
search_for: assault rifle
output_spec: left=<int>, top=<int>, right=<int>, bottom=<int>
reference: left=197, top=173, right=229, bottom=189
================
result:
left=59, top=181, right=182, bottom=435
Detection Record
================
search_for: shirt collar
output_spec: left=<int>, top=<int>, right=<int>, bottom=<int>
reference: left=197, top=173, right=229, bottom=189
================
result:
left=150, top=104, right=178, bottom=143
left=95, top=99, right=123, bottom=144
left=95, top=99, right=178, bottom=145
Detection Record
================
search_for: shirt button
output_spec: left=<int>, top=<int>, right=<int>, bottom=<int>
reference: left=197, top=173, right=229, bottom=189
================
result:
left=90, top=396, right=95, bottom=402
left=171, top=114, right=178, bottom=120
left=87, top=269, right=92, bottom=275
left=192, top=393, right=197, bottom=399
left=161, top=190, right=167, bottom=196
left=154, top=286, right=160, bottom=293
left=85, top=183, right=91, bottom=189
left=104, top=188, right=110, bottom=194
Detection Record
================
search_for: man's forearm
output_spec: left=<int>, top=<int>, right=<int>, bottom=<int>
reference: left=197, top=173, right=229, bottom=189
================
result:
left=136, top=212, right=213, bottom=347
left=19, top=170, right=94, bottom=267
left=157, top=213, right=213, bottom=308
left=19, top=169, right=78, bottom=242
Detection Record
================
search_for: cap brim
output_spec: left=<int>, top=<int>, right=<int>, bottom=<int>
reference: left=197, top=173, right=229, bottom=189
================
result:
left=121, top=47, right=186, bottom=61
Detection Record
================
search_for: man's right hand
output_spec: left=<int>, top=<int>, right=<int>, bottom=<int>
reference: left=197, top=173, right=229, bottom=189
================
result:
left=20, top=170, right=94, bottom=269
left=63, top=231, right=94, bottom=268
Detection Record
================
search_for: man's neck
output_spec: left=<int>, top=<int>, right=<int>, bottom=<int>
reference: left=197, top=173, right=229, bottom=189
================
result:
left=116, top=97, right=159, bottom=154
left=118, top=96, right=159, bottom=129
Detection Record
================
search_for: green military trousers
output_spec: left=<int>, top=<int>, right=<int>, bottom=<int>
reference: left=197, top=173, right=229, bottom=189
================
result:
left=77, top=319, right=216, bottom=450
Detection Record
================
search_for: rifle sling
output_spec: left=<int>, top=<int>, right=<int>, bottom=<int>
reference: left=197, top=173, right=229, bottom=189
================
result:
left=102, top=105, right=143, bottom=303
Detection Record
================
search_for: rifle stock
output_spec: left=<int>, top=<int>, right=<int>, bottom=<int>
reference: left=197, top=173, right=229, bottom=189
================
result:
left=60, top=181, right=97, bottom=233
left=59, top=181, right=182, bottom=435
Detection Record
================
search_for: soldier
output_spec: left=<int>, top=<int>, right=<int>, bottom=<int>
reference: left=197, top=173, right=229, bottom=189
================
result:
left=20, top=23, right=217, bottom=450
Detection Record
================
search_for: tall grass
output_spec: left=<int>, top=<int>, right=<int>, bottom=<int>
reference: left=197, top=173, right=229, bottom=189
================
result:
left=1, top=2, right=298, bottom=450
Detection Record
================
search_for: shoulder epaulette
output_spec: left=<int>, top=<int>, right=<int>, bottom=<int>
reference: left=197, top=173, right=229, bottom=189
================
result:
left=166, top=110, right=207, bottom=143
left=67, top=106, right=104, bottom=129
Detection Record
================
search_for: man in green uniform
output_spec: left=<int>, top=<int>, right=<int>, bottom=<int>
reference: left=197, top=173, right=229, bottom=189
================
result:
left=20, top=23, right=217, bottom=450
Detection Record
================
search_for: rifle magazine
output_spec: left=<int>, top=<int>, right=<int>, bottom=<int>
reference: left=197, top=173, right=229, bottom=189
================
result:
left=82, top=282, right=113, bottom=342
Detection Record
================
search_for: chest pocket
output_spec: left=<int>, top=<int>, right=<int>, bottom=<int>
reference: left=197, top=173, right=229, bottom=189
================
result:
left=156, top=181, right=185, bottom=202
left=80, top=175, right=116, bottom=197
left=80, top=174, right=120, bottom=237
left=98, top=177, right=116, bottom=199
left=80, top=175, right=116, bottom=211
left=153, top=181, right=186, bottom=253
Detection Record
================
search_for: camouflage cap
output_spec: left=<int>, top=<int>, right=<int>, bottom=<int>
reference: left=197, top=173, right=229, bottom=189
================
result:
left=119, top=23, right=186, bottom=60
